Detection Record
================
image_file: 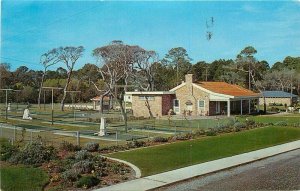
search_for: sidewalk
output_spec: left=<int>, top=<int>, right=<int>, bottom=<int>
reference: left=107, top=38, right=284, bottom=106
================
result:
left=94, top=140, right=300, bottom=191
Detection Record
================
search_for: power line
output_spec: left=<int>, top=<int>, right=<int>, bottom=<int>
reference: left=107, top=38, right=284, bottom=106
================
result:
left=0, top=56, right=40, bottom=66
left=1, top=5, right=99, bottom=43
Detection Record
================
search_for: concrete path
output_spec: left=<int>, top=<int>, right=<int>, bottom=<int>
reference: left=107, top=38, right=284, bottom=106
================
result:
left=94, top=140, right=300, bottom=191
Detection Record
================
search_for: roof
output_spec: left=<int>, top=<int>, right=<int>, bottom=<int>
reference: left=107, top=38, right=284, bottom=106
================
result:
left=261, top=91, right=298, bottom=98
left=126, top=91, right=175, bottom=95
left=195, top=81, right=259, bottom=97
left=90, top=95, right=110, bottom=101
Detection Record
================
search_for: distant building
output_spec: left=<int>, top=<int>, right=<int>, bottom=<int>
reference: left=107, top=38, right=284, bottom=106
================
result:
left=90, top=95, right=111, bottom=110
left=127, top=74, right=260, bottom=118
left=260, top=91, right=298, bottom=106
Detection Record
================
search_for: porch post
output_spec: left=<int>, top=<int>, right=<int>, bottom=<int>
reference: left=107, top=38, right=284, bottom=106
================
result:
left=227, top=99, right=231, bottom=117
left=240, top=99, right=243, bottom=115
left=248, top=99, right=251, bottom=114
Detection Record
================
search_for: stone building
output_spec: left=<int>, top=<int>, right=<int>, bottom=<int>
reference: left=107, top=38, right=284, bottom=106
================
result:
left=128, top=74, right=260, bottom=118
left=259, top=91, right=298, bottom=106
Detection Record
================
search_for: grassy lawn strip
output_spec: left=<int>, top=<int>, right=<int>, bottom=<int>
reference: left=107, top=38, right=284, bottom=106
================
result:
left=0, top=165, right=49, bottom=191
left=108, top=126, right=300, bottom=176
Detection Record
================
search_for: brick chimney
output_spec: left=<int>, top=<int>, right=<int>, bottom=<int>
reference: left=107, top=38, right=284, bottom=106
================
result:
left=185, top=74, right=194, bottom=84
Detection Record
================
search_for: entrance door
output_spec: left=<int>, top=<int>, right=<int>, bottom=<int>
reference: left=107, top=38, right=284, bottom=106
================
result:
left=173, top=99, right=180, bottom=114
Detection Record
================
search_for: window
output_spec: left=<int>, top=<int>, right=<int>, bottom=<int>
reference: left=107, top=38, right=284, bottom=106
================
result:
left=174, top=99, right=179, bottom=107
left=198, top=100, right=205, bottom=108
left=139, top=96, right=155, bottom=101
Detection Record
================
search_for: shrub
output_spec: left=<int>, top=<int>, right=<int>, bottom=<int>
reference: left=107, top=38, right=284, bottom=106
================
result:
left=234, top=122, right=246, bottom=129
left=75, top=176, right=100, bottom=188
left=0, top=143, right=18, bottom=161
left=61, top=169, right=81, bottom=182
left=245, top=118, right=255, bottom=126
left=127, top=140, right=146, bottom=148
left=274, top=121, right=288, bottom=126
left=9, top=141, right=56, bottom=165
left=72, top=160, right=94, bottom=174
left=84, top=142, right=99, bottom=152
left=152, top=137, right=168, bottom=143
left=59, top=141, right=81, bottom=152
left=206, top=129, right=217, bottom=136
left=75, top=150, right=90, bottom=161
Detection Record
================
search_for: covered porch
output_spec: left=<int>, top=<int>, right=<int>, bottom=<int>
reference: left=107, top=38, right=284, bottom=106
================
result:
left=209, top=96, right=259, bottom=116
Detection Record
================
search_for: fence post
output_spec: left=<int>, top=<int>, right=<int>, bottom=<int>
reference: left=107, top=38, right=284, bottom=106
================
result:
left=14, top=126, right=16, bottom=142
left=76, top=131, right=80, bottom=146
left=116, top=131, right=118, bottom=146
left=30, top=131, right=33, bottom=144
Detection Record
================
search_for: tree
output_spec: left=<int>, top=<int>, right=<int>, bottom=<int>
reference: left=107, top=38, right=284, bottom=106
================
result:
left=93, top=41, right=137, bottom=132
left=236, top=46, right=257, bottom=90
left=38, top=49, right=60, bottom=109
left=57, top=46, right=84, bottom=111
left=162, top=47, right=192, bottom=86
left=0, top=63, right=12, bottom=89
left=191, top=61, right=209, bottom=81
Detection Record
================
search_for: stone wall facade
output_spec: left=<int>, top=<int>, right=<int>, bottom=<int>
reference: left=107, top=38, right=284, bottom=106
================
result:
left=131, top=94, right=174, bottom=118
left=259, top=97, right=297, bottom=106
left=174, top=83, right=210, bottom=116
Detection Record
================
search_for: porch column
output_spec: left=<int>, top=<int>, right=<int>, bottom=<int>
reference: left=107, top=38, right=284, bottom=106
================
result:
left=227, top=99, right=231, bottom=117
left=248, top=99, right=251, bottom=114
left=240, top=99, right=243, bottom=115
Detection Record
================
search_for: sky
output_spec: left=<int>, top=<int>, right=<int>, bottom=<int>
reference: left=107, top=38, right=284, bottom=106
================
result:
left=1, top=1, right=300, bottom=71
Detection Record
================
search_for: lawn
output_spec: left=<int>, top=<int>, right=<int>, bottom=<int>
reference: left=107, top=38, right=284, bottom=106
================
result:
left=108, top=126, right=300, bottom=176
left=239, top=114, right=300, bottom=125
left=0, top=165, right=49, bottom=191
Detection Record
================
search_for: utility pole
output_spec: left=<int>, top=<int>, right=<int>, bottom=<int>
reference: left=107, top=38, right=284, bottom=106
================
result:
left=42, top=87, right=63, bottom=125
left=0, top=89, right=21, bottom=121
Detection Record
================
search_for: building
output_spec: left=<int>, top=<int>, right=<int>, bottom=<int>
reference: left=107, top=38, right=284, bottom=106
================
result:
left=259, top=91, right=298, bottom=106
left=128, top=74, right=260, bottom=118
left=125, top=91, right=175, bottom=117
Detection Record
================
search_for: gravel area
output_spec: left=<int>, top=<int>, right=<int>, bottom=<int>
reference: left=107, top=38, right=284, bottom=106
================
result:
left=155, top=149, right=300, bottom=191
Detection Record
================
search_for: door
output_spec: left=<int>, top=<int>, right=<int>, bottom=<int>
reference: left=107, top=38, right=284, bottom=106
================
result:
left=173, top=99, right=180, bottom=114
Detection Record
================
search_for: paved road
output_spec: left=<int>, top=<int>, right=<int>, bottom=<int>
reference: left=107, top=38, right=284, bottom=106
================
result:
left=155, top=149, right=300, bottom=191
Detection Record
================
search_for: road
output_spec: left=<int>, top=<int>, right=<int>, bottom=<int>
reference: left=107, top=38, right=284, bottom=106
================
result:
left=155, top=149, right=300, bottom=191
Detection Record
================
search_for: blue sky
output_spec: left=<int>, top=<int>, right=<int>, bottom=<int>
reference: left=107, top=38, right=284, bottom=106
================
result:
left=1, top=1, right=300, bottom=71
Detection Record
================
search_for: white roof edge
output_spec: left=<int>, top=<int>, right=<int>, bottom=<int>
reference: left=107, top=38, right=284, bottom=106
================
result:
left=125, top=91, right=175, bottom=95
left=170, top=83, right=186, bottom=91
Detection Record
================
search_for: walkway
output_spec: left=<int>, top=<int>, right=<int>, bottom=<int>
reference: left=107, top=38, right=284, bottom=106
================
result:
left=94, top=140, right=300, bottom=191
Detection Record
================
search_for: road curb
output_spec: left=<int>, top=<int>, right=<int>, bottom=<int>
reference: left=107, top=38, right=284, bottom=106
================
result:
left=94, top=140, right=300, bottom=191
left=105, top=156, right=142, bottom=178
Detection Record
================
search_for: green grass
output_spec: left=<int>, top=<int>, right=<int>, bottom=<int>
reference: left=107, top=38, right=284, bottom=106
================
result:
left=239, top=114, right=300, bottom=125
left=108, top=126, right=300, bottom=176
left=0, top=165, right=49, bottom=191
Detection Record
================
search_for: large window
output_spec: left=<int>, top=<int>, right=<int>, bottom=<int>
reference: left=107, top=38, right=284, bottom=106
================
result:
left=139, top=96, right=155, bottom=101
left=198, top=100, right=205, bottom=108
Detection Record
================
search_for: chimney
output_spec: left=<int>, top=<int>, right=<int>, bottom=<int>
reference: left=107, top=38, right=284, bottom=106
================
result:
left=185, top=74, right=194, bottom=84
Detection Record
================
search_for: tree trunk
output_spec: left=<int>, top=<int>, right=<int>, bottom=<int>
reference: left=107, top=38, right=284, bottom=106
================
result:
left=145, top=97, right=154, bottom=119
left=60, top=70, right=73, bottom=111
left=38, top=72, right=46, bottom=109
left=117, top=98, right=128, bottom=133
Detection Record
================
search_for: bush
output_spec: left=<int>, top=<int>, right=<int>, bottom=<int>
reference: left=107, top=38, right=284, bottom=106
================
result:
left=75, top=176, right=100, bottom=188
left=59, top=141, right=81, bottom=152
left=206, top=129, right=217, bottom=136
left=274, top=121, right=288, bottom=126
left=234, top=122, right=246, bottom=129
left=127, top=140, right=146, bottom=148
left=152, top=137, right=168, bottom=143
left=9, top=141, right=56, bottom=165
left=84, top=142, right=99, bottom=152
left=72, top=160, right=94, bottom=174
left=0, top=143, right=18, bottom=161
left=245, top=118, right=255, bottom=126
left=61, top=169, right=81, bottom=182
left=75, top=150, right=90, bottom=161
